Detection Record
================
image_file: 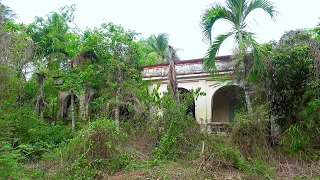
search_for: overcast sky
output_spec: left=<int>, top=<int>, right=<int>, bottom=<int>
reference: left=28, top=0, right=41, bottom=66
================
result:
left=2, top=0, right=320, bottom=60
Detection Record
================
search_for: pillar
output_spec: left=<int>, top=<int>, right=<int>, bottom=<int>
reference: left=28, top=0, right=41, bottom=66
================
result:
left=195, top=80, right=208, bottom=133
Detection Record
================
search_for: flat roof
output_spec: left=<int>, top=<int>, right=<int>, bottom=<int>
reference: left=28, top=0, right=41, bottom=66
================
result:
left=142, top=55, right=231, bottom=69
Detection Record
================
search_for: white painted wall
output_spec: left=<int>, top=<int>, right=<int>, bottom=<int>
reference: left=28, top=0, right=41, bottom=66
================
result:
left=147, top=77, right=238, bottom=128
left=142, top=57, right=238, bottom=132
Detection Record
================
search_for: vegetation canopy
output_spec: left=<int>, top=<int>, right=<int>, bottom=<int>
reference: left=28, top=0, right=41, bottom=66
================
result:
left=0, top=1, right=319, bottom=179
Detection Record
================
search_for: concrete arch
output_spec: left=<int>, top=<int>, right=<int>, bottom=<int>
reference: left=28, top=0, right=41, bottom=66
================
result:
left=62, top=94, right=79, bottom=119
left=57, top=91, right=70, bottom=119
left=211, top=85, right=244, bottom=123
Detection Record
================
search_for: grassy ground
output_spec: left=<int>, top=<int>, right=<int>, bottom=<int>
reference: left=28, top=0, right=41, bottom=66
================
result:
left=107, top=161, right=242, bottom=180
left=24, top=124, right=319, bottom=179
left=104, top=129, right=320, bottom=180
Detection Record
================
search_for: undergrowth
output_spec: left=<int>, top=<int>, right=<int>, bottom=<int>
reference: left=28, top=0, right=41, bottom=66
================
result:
left=44, top=118, right=132, bottom=179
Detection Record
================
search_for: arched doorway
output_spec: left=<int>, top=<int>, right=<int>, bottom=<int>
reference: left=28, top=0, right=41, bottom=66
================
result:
left=178, top=88, right=195, bottom=118
left=62, top=94, right=79, bottom=119
left=211, top=85, right=245, bottom=122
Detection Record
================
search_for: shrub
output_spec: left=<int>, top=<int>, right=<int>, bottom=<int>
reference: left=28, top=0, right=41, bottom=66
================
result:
left=0, top=106, right=61, bottom=179
left=50, top=118, right=132, bottom=179
left=180, top=105, right=275, bottom=179
left=281, top=99, right=320, bottom=154
left=0, top=144, right=26, bottom=179
left=151, top=85, right=199, bottom=161
left=231, top=105, right=270, bottom=158
left=268, top=30, right=315, bottom=130
left=187, top=133, right=275, bottom=179
left=3, top=106, right=70, bottom=160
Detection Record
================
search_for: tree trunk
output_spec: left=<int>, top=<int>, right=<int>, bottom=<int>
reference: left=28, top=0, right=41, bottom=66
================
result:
left=115, top=64, right=122, bottom=131
left=168, top=46, right=179, bottom=102
left=244, top=83, right=253, bottom=118
left=71, top=92, right=75, bottom=132
left=52, top=101, right=55, bottom=123
left=103, top=88, right=108, bottom=118
left=35, top=73, right=45, bottom=117
left=242, top=53, right=254, bottom=119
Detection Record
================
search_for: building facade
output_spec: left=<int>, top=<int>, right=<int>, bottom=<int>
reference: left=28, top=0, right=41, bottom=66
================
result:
left=142, top=56, right=244, bottom=133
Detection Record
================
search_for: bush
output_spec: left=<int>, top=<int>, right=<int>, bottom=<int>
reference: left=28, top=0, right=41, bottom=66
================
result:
left=179, top=105, right=275, bottom=179
left=4, top=106, right=70, bottom=160
left=0, top=106, right=66, bottom=179
left=281, top=99, right=320, bottom=155
left=150, top=85, right=198, bottom=161
left=49, top=118, right=132, bottom=179
left=231, top=105, right=270, bottom=158
left=0, top=144, right=26, bottom=179
left=268, top=30, right=315, bottom=130
left=186, top=132, right=275, bottom=179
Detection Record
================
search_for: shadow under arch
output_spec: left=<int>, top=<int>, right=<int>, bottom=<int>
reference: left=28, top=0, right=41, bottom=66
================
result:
left=62, top=94, right=79, bottom=119
left=211, top=85, right=245, bottom=123
left=178, top=87, right=195, bottom=118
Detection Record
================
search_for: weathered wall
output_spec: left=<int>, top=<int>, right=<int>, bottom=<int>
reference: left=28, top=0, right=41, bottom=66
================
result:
left=57, top=89, right=95, bottom=120
left=142, top=57, right=233, bottom=79
left=142, top=56, right=242, bottom=133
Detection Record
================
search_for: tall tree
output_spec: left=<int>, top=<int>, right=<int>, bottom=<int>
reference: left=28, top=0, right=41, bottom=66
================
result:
left=146, top=33, right=180, bottom=101
left=146, top=33, right=170, bottom=63
left=168, top=45, right=180, bottom=102
left=28, top=5, right=78, bottom=117
left=81, top=23, right=144, bottom=131
left=0, top=1, right=16, bottom=24
left=0, top=5, right=33, bottom=109
left=200, top=0, right=277, bottom=116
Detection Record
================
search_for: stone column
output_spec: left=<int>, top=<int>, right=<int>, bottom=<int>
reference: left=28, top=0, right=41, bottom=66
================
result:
left=195, top=80, right=208, bottom=133
left=79, top=93, right=86, bottom=121
left=57, top=91, right=70, bottom=119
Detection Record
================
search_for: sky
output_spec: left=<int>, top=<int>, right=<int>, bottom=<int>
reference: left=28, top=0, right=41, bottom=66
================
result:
left=2, top=0, right=320, bottom=60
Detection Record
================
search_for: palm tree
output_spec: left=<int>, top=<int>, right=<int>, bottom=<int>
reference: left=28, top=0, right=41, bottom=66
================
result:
left=200, top=0, right=277, bottom=116
left=147, top=33, right=170, bottom=63
left=147, top=33, right=180, bottom=101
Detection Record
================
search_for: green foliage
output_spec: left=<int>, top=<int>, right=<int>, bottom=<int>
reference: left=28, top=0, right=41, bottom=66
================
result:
left=184, top=130, right=274, bottom=179
left=1, top=106, right=70, bottom=160
left=266, top=30, right=320, bottom=154
left=281, top=99, right=320, bottom=154
left=76, top=22, right=146, bottom=121
left=0, top=146, right=27, bottom=179
left=138, top=39, right=157, bottom=65
left=268, top=31, right=315, bottom=129
left=0, top=106, right=69, bottom=179
left=151, top=84, right=201, bottom=161
left=50, top=119, right=132, bottom=179
left=200, top=0, right=277, bottom=80
left=27, top=4, right=78, bottom=77
left=143, top=33, right=170, bottom=64
left=231, top=105, right=270, bottom=157
left=2, top=1, right=320, bottom=179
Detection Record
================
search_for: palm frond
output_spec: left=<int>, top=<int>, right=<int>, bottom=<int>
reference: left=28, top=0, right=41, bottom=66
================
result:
left=148, top=34, right=158, bottom=50
left=200, top=4, right=232, bottom=43
left=147, top=33, right=170, bottom=62
left=157, top=33, right=169, bottom=53
left=226, top=0, right=247, bottom=27
left=243, top=32, right=264, bottom=81
left=244, top=0, right=277, bottom=21
left=205, top=32, right=234, bottom=70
